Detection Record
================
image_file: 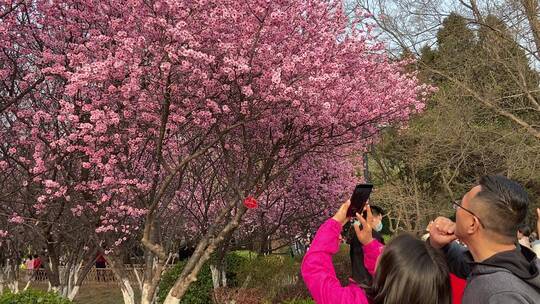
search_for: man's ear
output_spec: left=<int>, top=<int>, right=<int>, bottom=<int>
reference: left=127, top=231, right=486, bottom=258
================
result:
left=467, top=216, right=481, bottom=234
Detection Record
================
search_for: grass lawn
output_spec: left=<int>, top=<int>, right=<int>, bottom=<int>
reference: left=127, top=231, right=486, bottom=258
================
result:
left=30, top=282, right=125, bottom=304
left=74, top=284, right=125, bottom=304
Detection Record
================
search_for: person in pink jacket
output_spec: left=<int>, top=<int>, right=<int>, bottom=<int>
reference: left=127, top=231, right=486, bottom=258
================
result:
left=301, top=201, right=452, bottom=304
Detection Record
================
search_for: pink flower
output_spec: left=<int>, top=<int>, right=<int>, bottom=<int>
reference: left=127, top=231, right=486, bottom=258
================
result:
left=241, top=85, right=253, bottom=97
left=271, top=69, right=282, bottom=85
left=8, top=214, right=24, bottom=224
left=44, top=179, right=60, bottom=188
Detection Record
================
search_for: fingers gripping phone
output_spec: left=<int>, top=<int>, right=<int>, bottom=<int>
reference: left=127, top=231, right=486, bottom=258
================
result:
left=347, top=184, right=373, bottom=218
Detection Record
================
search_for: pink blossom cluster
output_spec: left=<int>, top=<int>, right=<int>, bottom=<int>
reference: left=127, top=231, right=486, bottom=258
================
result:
left=8, top=214, right=24, bottom=224
left=0, top=0, right=429, bottom=260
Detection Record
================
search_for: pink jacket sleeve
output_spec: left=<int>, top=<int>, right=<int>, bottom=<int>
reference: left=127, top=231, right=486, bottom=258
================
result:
left=363, top=238, right=384, bottom=276
left=301, top=218, right=370, bottom=304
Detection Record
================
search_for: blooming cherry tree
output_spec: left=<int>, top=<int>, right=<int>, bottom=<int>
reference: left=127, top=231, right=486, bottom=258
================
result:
left=1, top=0, right=429, bottom=303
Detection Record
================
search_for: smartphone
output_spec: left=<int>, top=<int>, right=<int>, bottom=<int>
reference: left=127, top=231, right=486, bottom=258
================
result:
left=346, top=184, right=373, bottom=218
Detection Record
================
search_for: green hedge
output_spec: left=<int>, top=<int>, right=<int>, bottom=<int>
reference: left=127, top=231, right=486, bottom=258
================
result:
left=236, top=253, right=302, bottom=301
left=157, top=261, right=213, bottom=304
left=156, top=250, right=315, bottom=303
left=157, top=252, right=251, bottom=304
left=223, top=251, right=250, bottom=287
left=0, top=289, right=73, bottom=304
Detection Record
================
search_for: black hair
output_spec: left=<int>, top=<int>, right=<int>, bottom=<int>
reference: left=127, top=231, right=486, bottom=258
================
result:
left=518, top=224, right=531, bottom=237
left=366, top=233, right=451, bottom=304
left=475, top=175, right=529, bottom=240
left=361, top=205, right=384, bottom=218
left=370, top=205, right=384, bottom=216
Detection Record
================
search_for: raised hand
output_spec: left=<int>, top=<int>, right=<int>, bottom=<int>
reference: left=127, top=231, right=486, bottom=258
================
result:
left=429, top=216, right=458, bottom=249
left=354, top=205, right=374, bottom=245
left=332, top=200, right=351, bottom=226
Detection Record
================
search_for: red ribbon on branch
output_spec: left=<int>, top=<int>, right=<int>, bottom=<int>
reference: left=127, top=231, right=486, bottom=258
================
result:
left=243, top=196, right=258, bottom=209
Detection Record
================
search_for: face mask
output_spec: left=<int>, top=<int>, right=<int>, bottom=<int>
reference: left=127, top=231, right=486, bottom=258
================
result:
left=374, top=222, right=383, bottom=232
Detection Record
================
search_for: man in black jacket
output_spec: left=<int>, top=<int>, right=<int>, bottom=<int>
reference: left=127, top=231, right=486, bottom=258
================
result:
left=430, top=175, right=540, bottom=303
left=348, top=205, right=385, bottom=285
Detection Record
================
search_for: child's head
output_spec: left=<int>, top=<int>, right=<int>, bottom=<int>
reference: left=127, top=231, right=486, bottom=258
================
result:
left=367, top=233, right=451, bottom=304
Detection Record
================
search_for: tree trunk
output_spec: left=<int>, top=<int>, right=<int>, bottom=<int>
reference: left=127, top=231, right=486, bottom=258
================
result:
left=120, top=278, right=136, bottom=304
left=257, top=233, right=270, bottom=256
left=163, top=204, right=247, bottom=304
left=140, top=255, right=168, bottom=304
left=107, top=254, right=137, bottom=304
left=140, top=246, right=168, bottom=304
left=210, top=238, right=231, bottom=290
left=209, top=264, right=227, bottom=290
left=59, top=261, right=82, bottom=298
left=42, top=244, right=62, bottom=292
left=43, top=243, right=97, bottom=300
left=0, top=259, right=19, bottom=293
left=66, top=248, right=98, bottom=301
left=139, top=206, right=172, bottom=304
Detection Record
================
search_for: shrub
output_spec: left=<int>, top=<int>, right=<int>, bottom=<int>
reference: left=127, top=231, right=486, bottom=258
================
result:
left=156, top=251, right=250, bottom=304
left=224, top=251, right=250, bottom=287
left=273, top=280, right=312, bottom=303
left=157, top=261, right=213, bottom=304
left=0, top=289, right=73, bottom=304
left=236, top=254, right=301, bottom=301
left=282, top=299, right=315, bottom=304
left=213, top=287, right=264, bottom=304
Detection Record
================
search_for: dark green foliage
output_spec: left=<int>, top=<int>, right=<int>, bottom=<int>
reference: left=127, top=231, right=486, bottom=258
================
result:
left=223, top=252, right=249, bottom=287
left=0, top=290, right=73, bottom=304
left=236, top=253, right=304, bottom=301
left=156, top=251, right=250, bottom=304
left=157, top=261, right=213, bottom=304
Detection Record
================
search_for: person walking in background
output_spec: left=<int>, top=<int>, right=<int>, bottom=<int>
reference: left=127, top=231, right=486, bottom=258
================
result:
left=95, top=253, right=107, bottom=282
left=32, top=255, right=42, bottom=269
left=429, top=175, right=540, bottom=303
left=25, top=255, right=34, bottom=271
left=20, top=257, right=27, bottom=270
left=302, top=200, right=451, bottom=304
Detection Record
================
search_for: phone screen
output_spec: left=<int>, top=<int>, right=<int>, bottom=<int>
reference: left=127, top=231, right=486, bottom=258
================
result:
left=346, top=184, right=373, bottom=218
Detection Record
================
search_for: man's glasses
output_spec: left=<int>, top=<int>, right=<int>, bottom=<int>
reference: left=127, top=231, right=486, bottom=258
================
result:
left=452, top=200, right=485, bottom=228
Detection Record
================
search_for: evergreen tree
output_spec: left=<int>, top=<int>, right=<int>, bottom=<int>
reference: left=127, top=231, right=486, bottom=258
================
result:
left=370, top=13, right=540, bottom=233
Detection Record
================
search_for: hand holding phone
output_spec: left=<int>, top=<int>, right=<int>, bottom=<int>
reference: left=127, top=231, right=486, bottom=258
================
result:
left=346, top=184, right=373, bottom=218
left=354, top=205, right=374, bottom=245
